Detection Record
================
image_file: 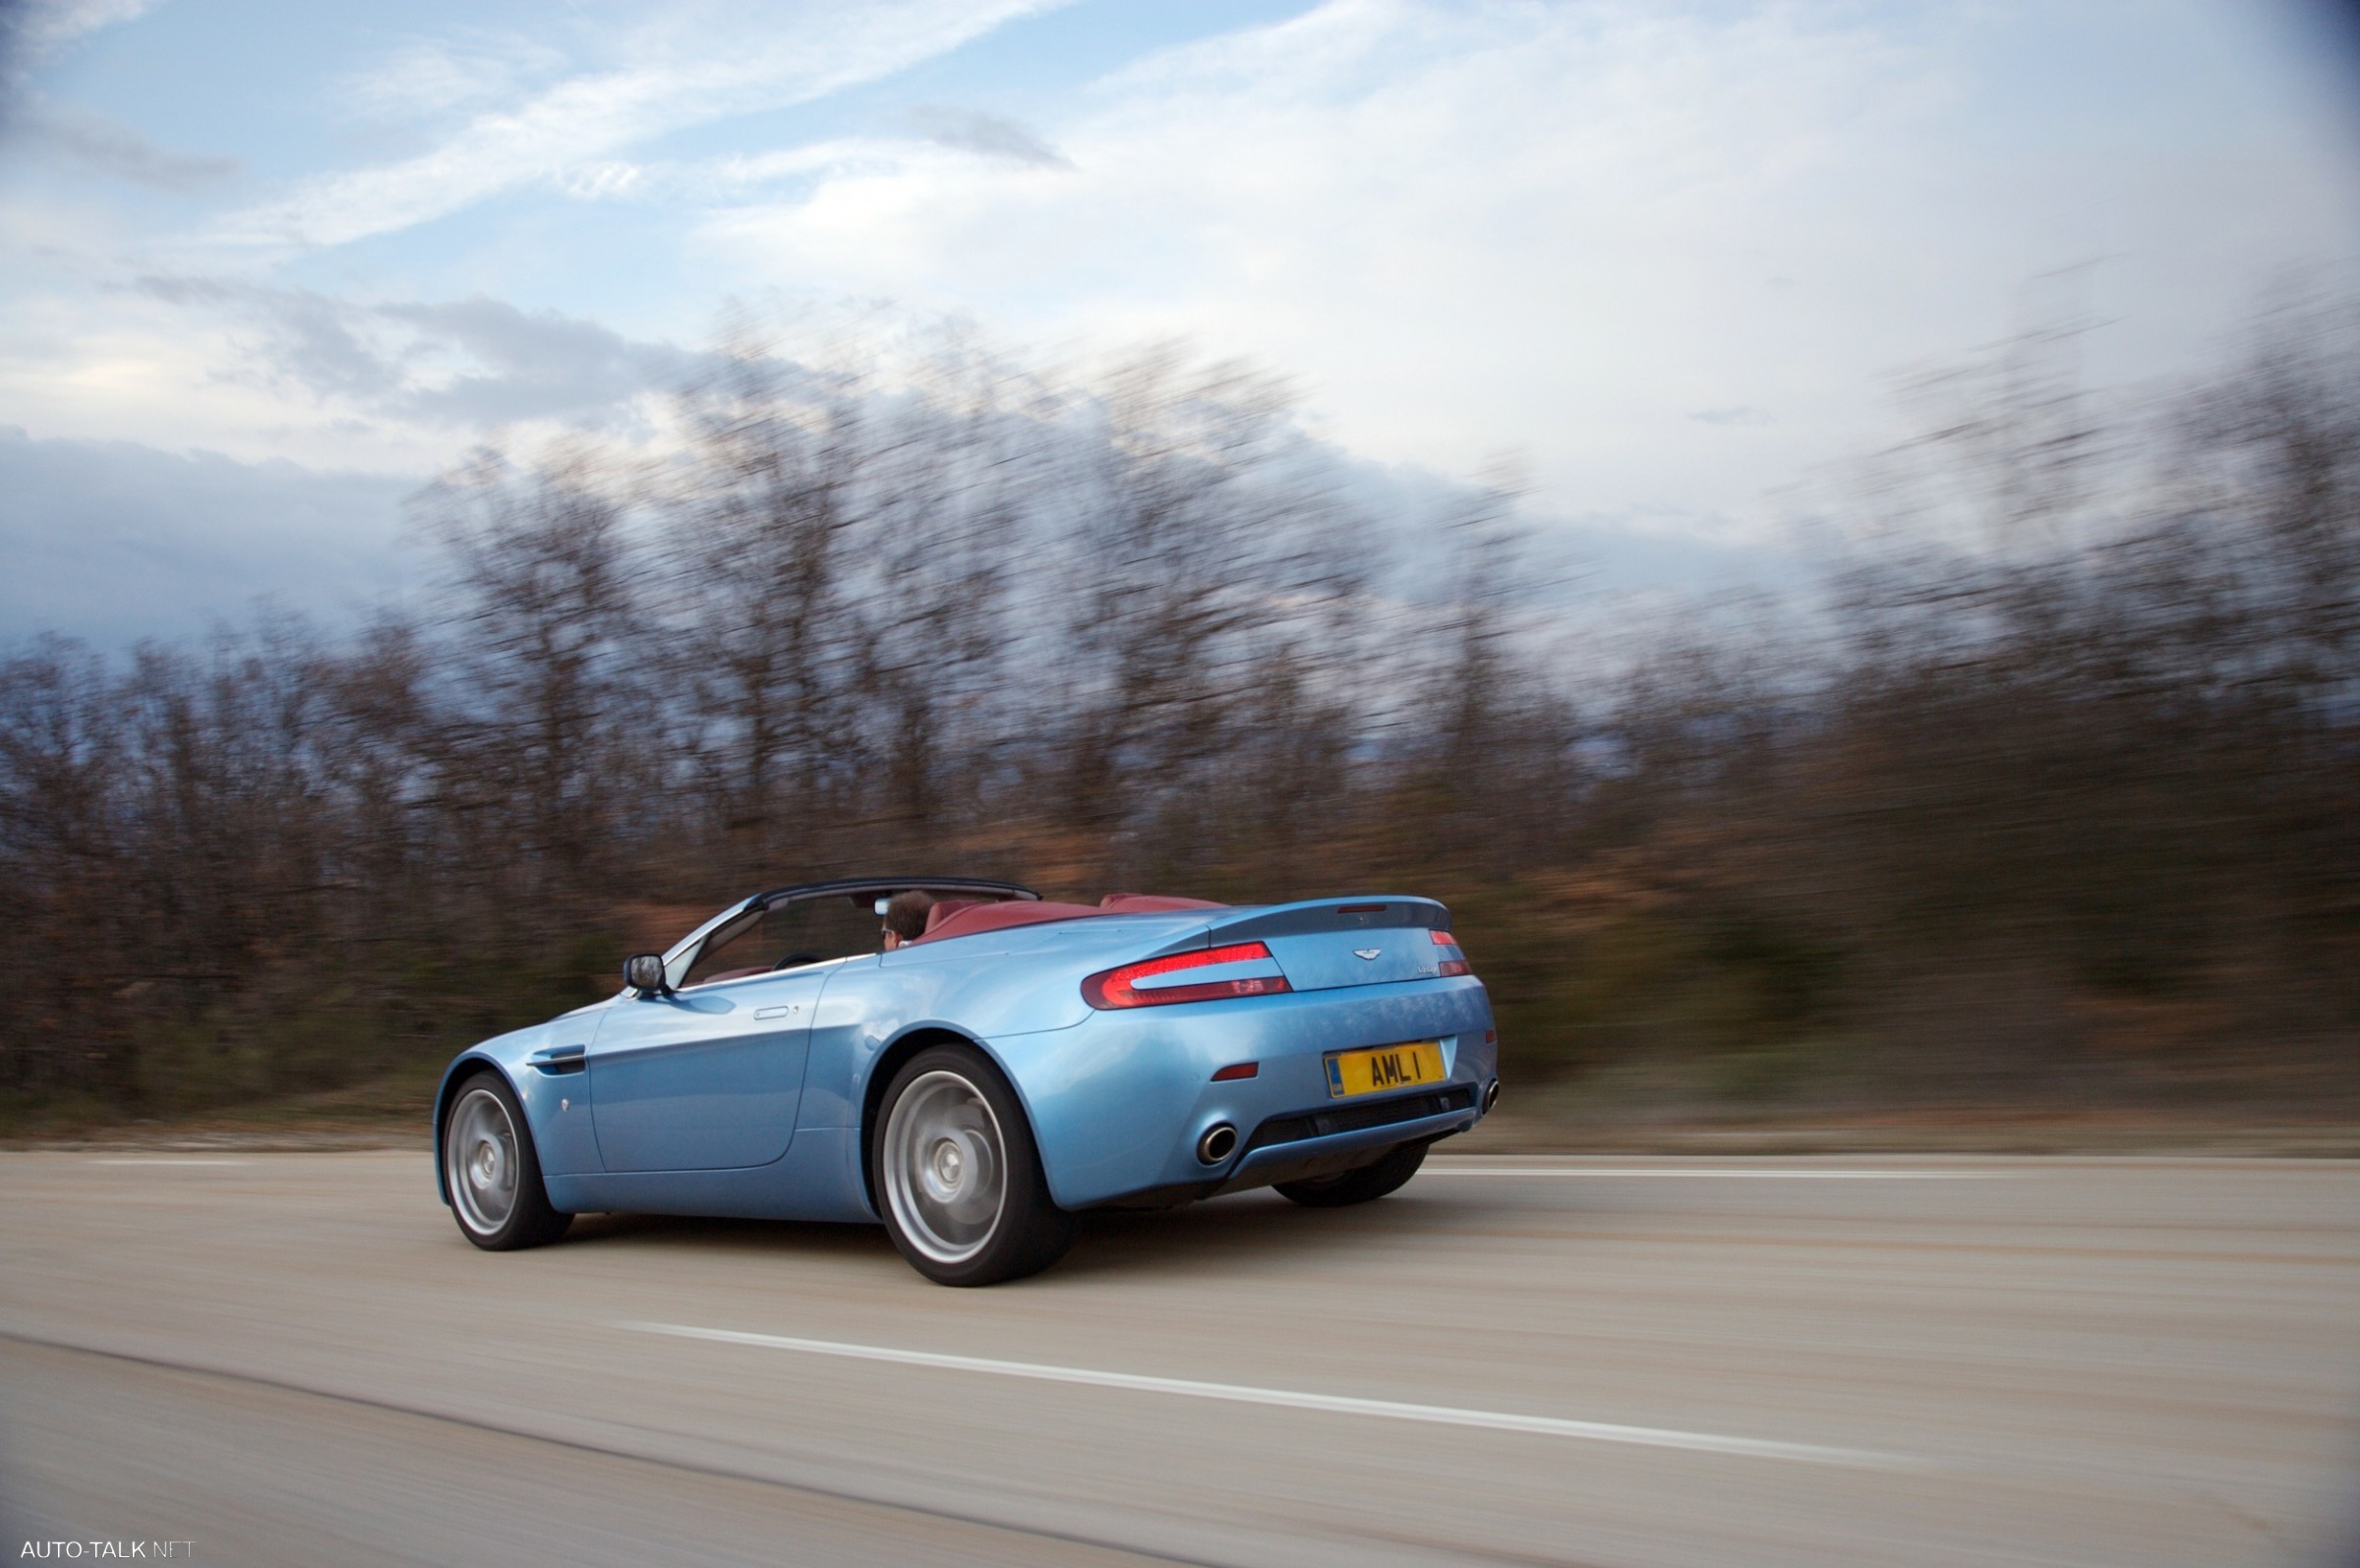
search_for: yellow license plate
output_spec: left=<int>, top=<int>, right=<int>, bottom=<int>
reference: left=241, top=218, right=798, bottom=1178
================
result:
left=1325, top=1040, right=1446, bottom=1099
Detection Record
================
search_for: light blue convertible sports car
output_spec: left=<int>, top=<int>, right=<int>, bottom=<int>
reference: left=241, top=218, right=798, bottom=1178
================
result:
left=436, top=878, right=1501, bottom=1284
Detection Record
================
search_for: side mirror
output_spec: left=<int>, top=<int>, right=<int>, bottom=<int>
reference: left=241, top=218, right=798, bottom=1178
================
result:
left=622, top=953, right=671, bottom=997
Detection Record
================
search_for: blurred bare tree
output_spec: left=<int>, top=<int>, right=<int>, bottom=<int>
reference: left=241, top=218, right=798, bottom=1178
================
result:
left=663, top=346, right=866, bottom=867
left=2, top=300, right=2352, bottom=1129
left=1045, top=351, right=1373, bottom=863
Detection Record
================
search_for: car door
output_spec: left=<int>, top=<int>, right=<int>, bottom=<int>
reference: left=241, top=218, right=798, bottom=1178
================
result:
left=586, top=968, right=826, bottom=1172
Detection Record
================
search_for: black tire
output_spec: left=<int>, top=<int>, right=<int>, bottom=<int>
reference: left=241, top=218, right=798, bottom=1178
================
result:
left=871, top=1044, right=1075, bottom=1286
left=441, top=1071, right=572, bottom=1250
left=1275, top=1138, right=1429, bottom=1208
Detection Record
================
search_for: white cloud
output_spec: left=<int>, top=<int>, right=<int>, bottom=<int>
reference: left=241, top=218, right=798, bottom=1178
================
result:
left=0, top=274, right=710, bottom=476
left=688, top=0, right=2360, bottom=540
left=129, top=276, right=725, bottom=429
left=0, top=426, right=415, bottom=645
left=4, top=0, right=151, bottom=67
left=206, top=0, right=1063, bottom=251
left=1, top=0, right=155, bottom=122
left=9, top=0, right=2355, bottom=588
left=15, top=104, right=238, bottom=190
left=338, top=32, right=570, bottom=125
left=903, top=106, right=1071, bottom=169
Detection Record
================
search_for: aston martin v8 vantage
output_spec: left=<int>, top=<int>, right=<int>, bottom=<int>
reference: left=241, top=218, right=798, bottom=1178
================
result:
left=435, top=878, right=1500, bottom=1284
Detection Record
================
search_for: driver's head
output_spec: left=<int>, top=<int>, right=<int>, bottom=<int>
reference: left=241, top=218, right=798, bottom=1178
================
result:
left=880, top=890, right=935, bottom=950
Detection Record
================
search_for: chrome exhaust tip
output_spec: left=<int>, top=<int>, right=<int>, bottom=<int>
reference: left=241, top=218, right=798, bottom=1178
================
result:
left=1196, top=1123, right=1239, bottom=1164
left=1481, top=1078, right=1501, bottom=1115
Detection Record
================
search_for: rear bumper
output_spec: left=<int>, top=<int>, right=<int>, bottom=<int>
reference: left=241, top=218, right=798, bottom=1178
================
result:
left=990, top=975, right=1496, bottom=1209
left=1218, top=1090, right=1478, bottom=1194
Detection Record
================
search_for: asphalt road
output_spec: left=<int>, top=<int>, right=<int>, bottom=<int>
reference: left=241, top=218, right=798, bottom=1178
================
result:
left=2, top=1151, right=2355, bottom=1568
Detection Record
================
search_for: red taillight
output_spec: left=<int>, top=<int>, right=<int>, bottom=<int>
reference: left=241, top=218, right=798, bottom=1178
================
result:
left=1210, top=1061, right=1259, bottom=1081
left=1432, top=929, right=1472, bottom=977
left=1082, top=942, right=1292, bottom=1010
left=1431, top=930, right=1457, bottom=947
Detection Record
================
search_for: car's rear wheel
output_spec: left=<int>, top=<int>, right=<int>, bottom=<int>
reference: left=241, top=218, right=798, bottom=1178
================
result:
left=1275, top=1138, right=1429, bottom=1208
left=442, top=1073, right=572, bottom=1250
left=874, top=1045, right=1074, bottom=1286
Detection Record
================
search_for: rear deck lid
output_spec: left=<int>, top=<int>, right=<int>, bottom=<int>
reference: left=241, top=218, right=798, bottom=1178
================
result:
left=1208, top=899, right=1448, bottom=991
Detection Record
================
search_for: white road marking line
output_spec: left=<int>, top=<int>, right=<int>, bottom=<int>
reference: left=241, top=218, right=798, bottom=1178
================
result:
left=622, top=1321, right=1923, bottom=1471
left=1422, top=1168, right=2008, bottom=1179
left=88, top=1158, right=252, bottom=1166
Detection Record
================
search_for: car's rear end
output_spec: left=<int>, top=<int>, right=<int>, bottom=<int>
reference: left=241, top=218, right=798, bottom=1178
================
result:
left=991, top=897, right=1499, bottom=1209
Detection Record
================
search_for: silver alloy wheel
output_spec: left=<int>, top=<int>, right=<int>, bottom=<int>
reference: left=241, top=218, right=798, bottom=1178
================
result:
left=445, top=1085, right=520, bottom=1238
left=882, top=1069, right=1007, bottom=1265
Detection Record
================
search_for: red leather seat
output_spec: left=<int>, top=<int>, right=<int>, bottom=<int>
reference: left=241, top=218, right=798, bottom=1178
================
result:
left=922, top=899, right=981, bottom=934
left=909, top=900, right=1109, bottom=945
left=1097, top=894, right=1228, bottom=912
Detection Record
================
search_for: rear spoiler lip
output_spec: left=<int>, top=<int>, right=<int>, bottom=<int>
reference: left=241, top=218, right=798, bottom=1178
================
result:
left=1093, top=896, right=1453, bottom=975
left=1184, top=896, right=1448, bottom=950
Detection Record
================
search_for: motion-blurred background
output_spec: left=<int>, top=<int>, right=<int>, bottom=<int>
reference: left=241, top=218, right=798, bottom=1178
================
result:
left=2, top=1, right=2355, bottom=1144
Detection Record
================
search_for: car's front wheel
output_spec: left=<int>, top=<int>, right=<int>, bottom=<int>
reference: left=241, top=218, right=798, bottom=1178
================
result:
left=441, top=1072, right=572, bottom=1250
left=873, top=1045, right=1075, bottom=1286
left=1275, top=1138, right=1429, bottom=1208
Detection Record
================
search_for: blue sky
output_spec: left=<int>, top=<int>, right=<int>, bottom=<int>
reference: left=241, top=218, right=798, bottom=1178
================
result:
left=3, top=0, right=2357, bottom=642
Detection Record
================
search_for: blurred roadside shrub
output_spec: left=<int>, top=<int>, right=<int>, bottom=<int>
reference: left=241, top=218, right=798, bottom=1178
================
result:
left=1, top=304, right=2352, bottom=1126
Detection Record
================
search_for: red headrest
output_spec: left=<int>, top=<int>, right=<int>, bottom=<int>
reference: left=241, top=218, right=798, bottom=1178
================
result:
left=1096, top=893, right=1229, bottom=912
left=922, top=899, right=980, bottom=934
left=909, top=900, right=1109, bottom=945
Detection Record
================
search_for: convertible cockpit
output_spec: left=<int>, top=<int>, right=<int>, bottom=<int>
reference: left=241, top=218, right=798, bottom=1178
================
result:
left=677, top=876, right=1039, bottom=988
